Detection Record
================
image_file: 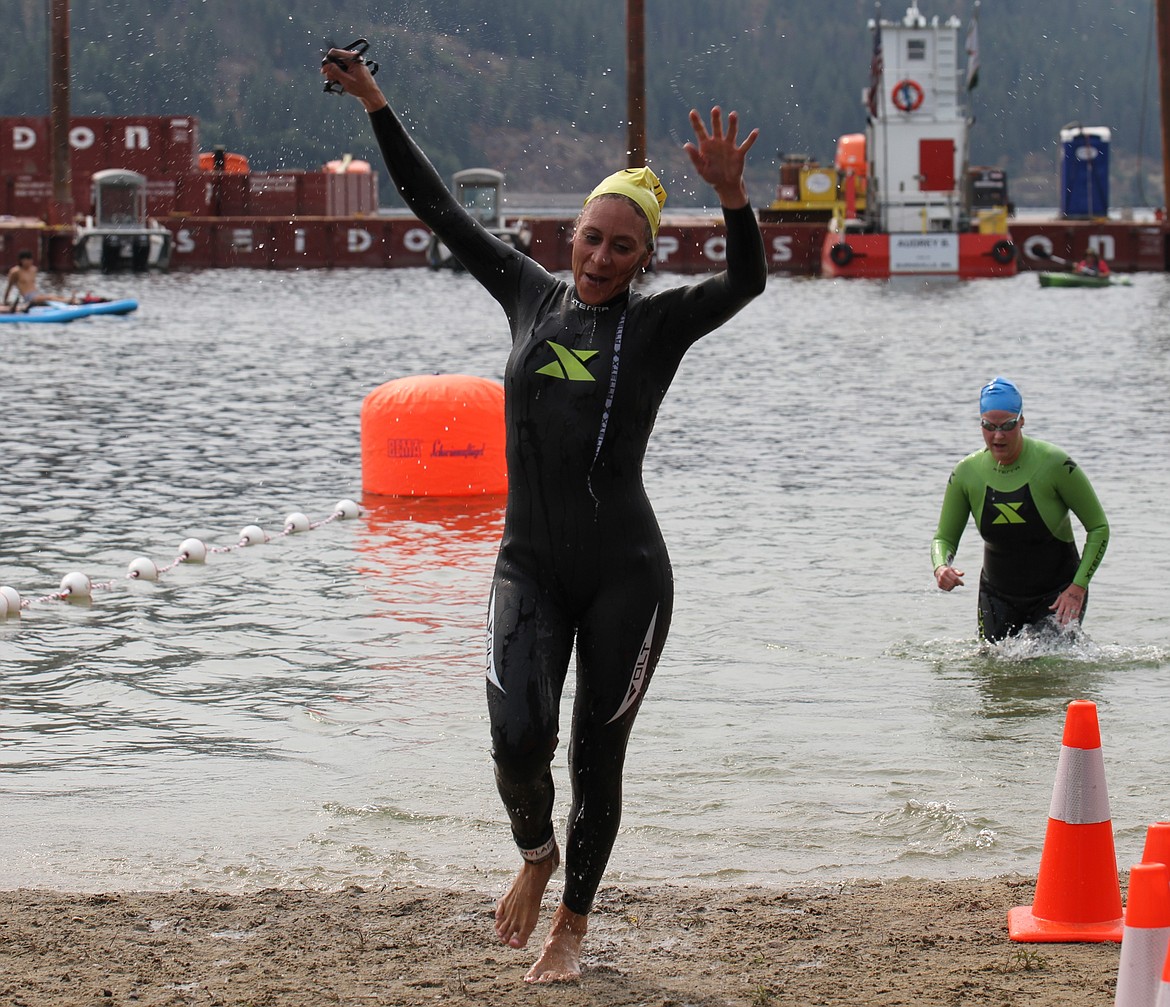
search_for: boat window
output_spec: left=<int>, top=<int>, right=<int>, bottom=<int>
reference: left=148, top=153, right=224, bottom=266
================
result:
left=461, top=185, right=499, bottom=225
left=95, top=183, right=146, bottom=229
left=907, top=38, right=927, bottom=60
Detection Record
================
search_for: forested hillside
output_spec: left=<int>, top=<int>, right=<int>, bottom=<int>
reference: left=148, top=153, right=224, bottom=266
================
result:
left=4, top=0, right=1164, bottom=207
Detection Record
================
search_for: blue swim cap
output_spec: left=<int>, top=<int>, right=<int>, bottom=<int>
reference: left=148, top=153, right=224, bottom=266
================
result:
left=979, top=376, right=1022, bottom=415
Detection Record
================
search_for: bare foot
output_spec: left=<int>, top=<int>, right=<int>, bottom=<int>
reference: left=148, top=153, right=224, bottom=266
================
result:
left=525, top=903, right=588, bottom=983
left=494, top=847, right=560, bottom=948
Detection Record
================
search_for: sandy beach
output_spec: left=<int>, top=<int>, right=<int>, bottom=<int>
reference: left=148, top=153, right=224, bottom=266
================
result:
left=0, top=875, right=1123, bottom=1006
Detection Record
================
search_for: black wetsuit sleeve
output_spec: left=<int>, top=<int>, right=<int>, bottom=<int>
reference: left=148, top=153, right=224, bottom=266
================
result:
left=649, top=203, right=767, bottom=346
left=721, top=203, right=769, bottom=300
left=366, top=105, right=544, bottom=301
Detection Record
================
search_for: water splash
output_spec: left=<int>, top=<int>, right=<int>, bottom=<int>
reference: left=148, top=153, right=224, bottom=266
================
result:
left=875, top=799, right=998, bottom=859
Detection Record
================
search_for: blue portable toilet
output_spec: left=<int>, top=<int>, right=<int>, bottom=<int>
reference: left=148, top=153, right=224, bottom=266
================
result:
left=1060, top=126, right=1110, bottom=218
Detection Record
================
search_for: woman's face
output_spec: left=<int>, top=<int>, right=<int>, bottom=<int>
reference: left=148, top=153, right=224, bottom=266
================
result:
left=981, top=410, right=1025, bottom=466
left=571, top=198, right=652, bottom=306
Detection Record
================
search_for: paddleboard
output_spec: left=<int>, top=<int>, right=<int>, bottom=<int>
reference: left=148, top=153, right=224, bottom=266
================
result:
left=0, top=298, right=138, bottom=323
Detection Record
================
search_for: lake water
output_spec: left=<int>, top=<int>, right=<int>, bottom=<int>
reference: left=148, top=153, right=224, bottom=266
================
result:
left=2, top=266, right=1168, bottom=894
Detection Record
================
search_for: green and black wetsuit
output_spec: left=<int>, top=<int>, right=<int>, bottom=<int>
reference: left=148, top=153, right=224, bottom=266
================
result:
left=368, top=106, right=767, bottom=914
left=931, top=436, right=1108, bottom=641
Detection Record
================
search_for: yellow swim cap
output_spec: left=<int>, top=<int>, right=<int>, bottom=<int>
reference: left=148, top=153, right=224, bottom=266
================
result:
left=584, top=166, right=668, bottom=238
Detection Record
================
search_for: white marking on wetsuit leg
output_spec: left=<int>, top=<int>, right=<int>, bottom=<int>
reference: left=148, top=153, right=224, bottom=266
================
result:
left=606, top=604, right=658, bottom=724
left=486, top=585, right=505, bottom=694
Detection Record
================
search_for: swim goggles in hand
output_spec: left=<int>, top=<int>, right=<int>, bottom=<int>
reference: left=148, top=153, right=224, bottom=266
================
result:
left=323, top=38, right=380, bottom=94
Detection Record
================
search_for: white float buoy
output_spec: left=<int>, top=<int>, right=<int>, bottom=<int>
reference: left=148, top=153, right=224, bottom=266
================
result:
left=0, top=594, right=7, bottom=619
left=0, top=585, right=20, bottom=617
left=60, top=571, right=93, bottom=600
left=179, top=538, right=207, bottom=563
left=127, top=557, right=160, bottom=581
left=239, top=524, right=268, bottom=546
left=284, top=512, right=311, bottom=533
left=334, top=499, right=361, bottom=519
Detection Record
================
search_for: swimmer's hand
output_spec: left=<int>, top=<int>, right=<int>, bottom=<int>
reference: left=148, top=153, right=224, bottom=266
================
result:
left=1050, top=584, right=1086, bottom=626
left=934, top=564, right=964, bottom=591
left=321, top=47, right=388, bottom=112
left=683, top=106, right=758, bottom=209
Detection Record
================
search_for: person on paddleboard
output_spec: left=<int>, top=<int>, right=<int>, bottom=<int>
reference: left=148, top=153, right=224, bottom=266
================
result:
left=930, top=376, right=1109, bottom=643
left=323, top=47, right=766, bottom=984
left=3, top=251, right=47, bottom=311
left=1, top=250, right=87, bottom=311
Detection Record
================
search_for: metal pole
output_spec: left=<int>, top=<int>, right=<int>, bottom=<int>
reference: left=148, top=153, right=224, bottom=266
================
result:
left=1157, top=0, right=1170, bottom=212
left=626, top=0, right=646, bottom=167
left=48, top=0, right=74, bottom=228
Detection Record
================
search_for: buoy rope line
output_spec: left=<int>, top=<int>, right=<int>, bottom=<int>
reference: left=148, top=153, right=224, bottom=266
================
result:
left=0, top=499, right=362, bottom=620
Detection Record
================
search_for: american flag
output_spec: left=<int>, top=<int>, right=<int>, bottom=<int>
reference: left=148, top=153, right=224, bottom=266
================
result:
left=965, top=2, right=981, bottom=90
left=867, top=18, right=884, bottom=118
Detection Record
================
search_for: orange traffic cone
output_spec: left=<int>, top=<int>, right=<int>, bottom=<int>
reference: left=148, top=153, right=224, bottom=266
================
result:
left=1142, top=825, right=1170, bottom=1007
left=1143, top=823, right=1170, bottom=869
left=1115, top=862, right=1170, bottom=1005
left=1008, top=699, right=1124, bottom=942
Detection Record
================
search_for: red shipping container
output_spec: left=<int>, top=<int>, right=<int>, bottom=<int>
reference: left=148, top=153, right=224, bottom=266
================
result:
left=297, top=173, right=329, bottom=215
left=0, top=224, right=47, bottom=263
left=71, top=117, right=198, bottom=179
left=325, top=172, right=378, bottom=216
left=8, top=176, right=52, bottom=219
left=172, top=172, right=211, bottom=215
left=248, top=172, right=300, bottom=217
left=0, top=117, right=51, bottom=176
left=0, top=115, right=198, bottom=194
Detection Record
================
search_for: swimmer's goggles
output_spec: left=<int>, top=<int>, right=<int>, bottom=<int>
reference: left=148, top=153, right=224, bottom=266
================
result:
left=322, top=38, right=380, bottom=93
left=980, top=414, right=1022, bottom=433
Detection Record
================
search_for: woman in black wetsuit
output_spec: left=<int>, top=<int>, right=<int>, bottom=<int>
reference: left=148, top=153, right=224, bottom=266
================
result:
left=323, top=49, right=767, bottom=983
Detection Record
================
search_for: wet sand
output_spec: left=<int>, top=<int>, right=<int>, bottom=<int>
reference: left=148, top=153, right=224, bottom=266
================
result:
left=0, top=875, right=1122, bottom=1005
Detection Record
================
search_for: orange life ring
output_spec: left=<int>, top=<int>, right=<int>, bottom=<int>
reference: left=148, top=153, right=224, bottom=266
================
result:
left=891, top=80, right=925, bottom=112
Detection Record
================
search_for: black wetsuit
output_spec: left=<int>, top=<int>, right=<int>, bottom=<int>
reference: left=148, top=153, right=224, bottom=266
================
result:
left=369, top=106, right=767, bottom=914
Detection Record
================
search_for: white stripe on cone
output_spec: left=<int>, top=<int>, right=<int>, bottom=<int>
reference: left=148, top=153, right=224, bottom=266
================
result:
left=1049, top=745, right=1112, bottom=824
left=1155, top=941, right=1170, bottom=1007
left=1116, top=926, right=1170, bottom=1006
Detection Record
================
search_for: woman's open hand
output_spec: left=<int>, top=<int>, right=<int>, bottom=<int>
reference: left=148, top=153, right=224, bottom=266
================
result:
left=683, top=106, right=758, bottom=209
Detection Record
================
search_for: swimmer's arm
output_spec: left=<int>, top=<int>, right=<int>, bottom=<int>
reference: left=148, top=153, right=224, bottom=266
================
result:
left=686, top=107, right=766, bottom=300
left=931, top=469, right=971, bottom=588
left=720, top=204, right=767, bottom=298
left=320, top=51, right=452, bottom=228
left=653, top=106, right=763, bottom=330
left=365, top=106, right=535, bottom=295
left=1060, top=463, right=1109, bottom=588
left=322, top=49, right=532, bottom=297
left=652, top=204, right=765, bottom=341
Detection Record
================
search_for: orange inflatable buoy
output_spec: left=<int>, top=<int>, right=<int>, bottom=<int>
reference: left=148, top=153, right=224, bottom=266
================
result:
left=361, top=374, right=507, bottom=497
